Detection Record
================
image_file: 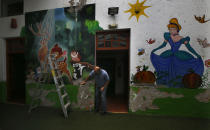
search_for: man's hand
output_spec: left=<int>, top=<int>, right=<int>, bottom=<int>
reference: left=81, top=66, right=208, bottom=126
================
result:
left=100, top=87, right=105, bottom=92
left=100, top=80, right=109, bottom=92
left=80, top=81, right=87, bottom=85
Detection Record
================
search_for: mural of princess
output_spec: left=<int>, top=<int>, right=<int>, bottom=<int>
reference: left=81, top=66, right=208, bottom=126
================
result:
left=150, top=18, right=204, bottom=88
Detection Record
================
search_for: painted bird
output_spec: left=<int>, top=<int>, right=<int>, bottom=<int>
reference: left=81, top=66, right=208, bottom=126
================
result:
left=194, top=15, right=210, bottom=23
left=197, top=38, right=210, bottom=48
left=146, top=38, right=156, bottom=44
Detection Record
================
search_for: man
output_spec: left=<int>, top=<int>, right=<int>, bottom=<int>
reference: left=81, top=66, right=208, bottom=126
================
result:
left=80, top=66, right=110, bottom=115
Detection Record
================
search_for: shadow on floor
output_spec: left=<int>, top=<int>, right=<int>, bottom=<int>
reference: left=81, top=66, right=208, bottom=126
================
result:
left=107, top=96, right=128, bottom=113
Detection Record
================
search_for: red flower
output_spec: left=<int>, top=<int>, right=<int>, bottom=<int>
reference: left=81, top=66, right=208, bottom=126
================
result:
left=205, top=59, right=210, bottom=67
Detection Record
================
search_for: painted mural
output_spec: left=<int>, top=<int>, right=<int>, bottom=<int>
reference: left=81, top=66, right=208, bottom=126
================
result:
left=130, top=17, right=210, bottom=119
left=25, top=4, right=101, bottom=110
left=194, top=14, right=210, bottom=24
left=132, top=18, right=207, bottom=88
left=197, top=38, right=210, bottom=48
left=146, top=38, right=155, bottom=45
left=124, top=0, right=151, bottom=22
left=151, top=18, right=204, bottom=88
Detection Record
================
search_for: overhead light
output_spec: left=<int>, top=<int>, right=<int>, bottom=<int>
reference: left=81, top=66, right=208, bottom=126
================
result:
left=108, top=7, right=119, bottom=29
left=108, top=7, right=119, bottom=16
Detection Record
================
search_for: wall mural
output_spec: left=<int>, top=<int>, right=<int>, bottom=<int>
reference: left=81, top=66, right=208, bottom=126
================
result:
left=138, top=48, right=145, bottom=56
left=21, top=2, right=210, bottom=118
left=197, top=38, right=210, bottom=48
left=132, top=18, right=205, bottom=88
left=124, top=0, right=151, bottom=22
left=146, top=38, right=156, bottom=44
left=25, top=4, right=102, bottom=110
left=205, top=59, right=210, bottom=68
left=194, top=15, right=210, bottom=24
left=130, top=17, right=210, bottom=119
left=151, top=18, right=204, bottom=88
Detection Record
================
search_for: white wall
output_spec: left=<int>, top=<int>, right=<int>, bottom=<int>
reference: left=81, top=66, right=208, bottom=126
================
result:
left=0, top=14, right=24, bottom=81
left=205, top=0, right=210, bottom=81
left=0, top=15, right=25, bottom=38
left=0, top=0, right=209, bottom=82
left=95, top=0, right=209, bottom=80
left=0, top=39, right=6, bottom=81
left=0, top=0, right=96, bottom=38
left=24, top=0, right=96, bottom=13
left=205, top=0, right=210, bottom=59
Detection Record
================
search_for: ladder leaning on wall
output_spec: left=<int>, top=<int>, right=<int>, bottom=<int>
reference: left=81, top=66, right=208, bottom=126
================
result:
left=48, top=54, right=71, bottom=119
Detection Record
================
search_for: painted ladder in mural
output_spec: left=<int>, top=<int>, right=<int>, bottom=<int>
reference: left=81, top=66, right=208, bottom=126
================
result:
left=48, top=54, right=71, bottom=118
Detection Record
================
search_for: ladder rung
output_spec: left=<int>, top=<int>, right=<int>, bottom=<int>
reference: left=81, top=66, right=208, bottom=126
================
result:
left=49, top=55, right=71, bottom=118
left=62, top=93, right=68, bottom=99
left=64, top=102, right=70, bottom=109
left=58, top=84, right=64, bottom=89
left=56, top=75, right=63, bottom=79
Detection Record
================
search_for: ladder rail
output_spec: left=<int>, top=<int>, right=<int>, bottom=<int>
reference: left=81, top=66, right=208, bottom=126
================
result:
left=48, top=54, right=71, bottom=118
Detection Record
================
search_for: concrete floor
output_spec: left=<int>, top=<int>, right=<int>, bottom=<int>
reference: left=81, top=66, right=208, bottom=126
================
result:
left=0, top=103, right=210, bottom=130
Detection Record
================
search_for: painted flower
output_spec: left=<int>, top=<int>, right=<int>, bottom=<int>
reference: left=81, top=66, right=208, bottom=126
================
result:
left=205, top=59, right=210, bottom=67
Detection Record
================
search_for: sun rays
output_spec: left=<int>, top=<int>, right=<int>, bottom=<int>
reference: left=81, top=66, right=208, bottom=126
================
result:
left=124, top=0, right=151, bottom=22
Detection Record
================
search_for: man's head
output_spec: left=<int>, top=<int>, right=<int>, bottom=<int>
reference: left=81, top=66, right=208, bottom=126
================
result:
left=94, top=66, right=101, bottom=74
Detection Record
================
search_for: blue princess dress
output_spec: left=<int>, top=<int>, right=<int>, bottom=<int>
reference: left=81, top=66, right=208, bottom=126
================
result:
left=150, top=33, right=204, bottom=88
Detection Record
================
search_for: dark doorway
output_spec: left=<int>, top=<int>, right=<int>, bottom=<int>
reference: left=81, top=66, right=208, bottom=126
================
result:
left=6, top=38, right=25, bottom=104
left=96, top=57, right=116, bottom=97
left=96, top=29, right=130, bottom=113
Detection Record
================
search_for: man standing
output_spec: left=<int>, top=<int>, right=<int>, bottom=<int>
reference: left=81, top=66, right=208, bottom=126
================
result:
left=80, top=66, right=110, bottom=115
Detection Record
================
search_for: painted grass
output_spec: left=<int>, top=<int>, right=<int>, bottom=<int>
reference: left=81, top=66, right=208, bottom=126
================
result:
left=131, top=87, right=210, bottom=119
left=46, top=84, right=79, bottom=108
left=26, top=83, right=79, bottom=108
left=131, top=86, right=139, bottom=93
left=82, top=70, right=90, bottom=80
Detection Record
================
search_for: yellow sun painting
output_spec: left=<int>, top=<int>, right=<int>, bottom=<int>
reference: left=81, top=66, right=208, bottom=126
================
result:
left=125, top=0, right=151, bottom=22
